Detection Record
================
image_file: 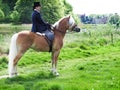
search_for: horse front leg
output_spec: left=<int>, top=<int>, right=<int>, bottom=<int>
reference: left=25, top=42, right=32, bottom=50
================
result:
left=51, top=50, right=60, bottom=76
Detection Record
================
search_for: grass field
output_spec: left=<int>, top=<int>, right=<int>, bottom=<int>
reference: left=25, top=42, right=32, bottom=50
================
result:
left=0, top=24, right=120, bottom=90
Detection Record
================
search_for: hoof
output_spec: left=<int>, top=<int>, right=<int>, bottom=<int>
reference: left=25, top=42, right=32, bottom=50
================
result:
left=55, top=72, right=59, bottom=76
left=51, top=68, right=59, bottom=76
left=52, top=72, right=59, bottom=76
left=9, top=72, right=18, bottom=78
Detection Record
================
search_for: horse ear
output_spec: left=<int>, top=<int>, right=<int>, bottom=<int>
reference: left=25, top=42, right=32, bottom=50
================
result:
left=68, top=15, right=70, bottom=19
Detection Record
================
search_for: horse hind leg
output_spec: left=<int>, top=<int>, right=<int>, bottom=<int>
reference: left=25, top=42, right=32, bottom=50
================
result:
left=8, top=33, right=30, bottom=77
left=14, top=52, right=24, bottom=76
left=9, top=49, right=26, bottom=77
left=8, top=33, right=26, bottom=77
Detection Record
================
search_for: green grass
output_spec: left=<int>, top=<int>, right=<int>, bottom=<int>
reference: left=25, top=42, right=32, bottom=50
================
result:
left=0, top=51, right=119, bottom=90
left=0, top=24, right=120, bottom=90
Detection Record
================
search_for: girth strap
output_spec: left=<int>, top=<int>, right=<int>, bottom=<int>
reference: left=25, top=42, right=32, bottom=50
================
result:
left=44, top=36, right=52, bottom=52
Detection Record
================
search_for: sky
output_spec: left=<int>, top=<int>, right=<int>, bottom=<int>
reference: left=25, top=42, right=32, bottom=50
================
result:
left=66, top=0, right=120, bottom=15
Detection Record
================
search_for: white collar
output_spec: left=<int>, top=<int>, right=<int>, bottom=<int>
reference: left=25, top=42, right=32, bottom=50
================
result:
left=34, top=9, right=40, bottom=13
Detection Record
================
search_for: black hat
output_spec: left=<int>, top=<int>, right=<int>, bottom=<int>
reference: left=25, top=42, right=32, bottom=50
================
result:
left=33, top=2, right=41, bottom=9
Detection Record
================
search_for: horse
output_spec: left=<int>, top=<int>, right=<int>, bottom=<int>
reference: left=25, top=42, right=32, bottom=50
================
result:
left=8, top=15, right=80, bottom=77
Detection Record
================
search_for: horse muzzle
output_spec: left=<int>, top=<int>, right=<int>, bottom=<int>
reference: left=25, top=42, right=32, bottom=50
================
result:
left=73, top=27, right=80, bottom=32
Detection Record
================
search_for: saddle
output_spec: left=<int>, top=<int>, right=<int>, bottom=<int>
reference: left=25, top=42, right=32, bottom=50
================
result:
left=36, top=30, right=54, bottom=52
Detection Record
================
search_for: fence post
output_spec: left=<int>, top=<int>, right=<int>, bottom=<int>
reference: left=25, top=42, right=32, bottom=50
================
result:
left=111, top=33, right=113, bottom=44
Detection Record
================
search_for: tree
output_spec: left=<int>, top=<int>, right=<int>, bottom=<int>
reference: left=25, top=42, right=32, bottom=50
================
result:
left=114, top=13, right=119, bottom=24
left=0, top=0, right=1, bottom=5
left=40, top=0, right=65, bottom=24
left=14, top=0, right=33, bottom=23
left=10, top=0, right=74, bottom=24
left=109, top=13, right=120, bottom=24
left=1, top=3, right=10, bottom=16
left=0, top=0, right=17, bottom=23
left=2, top=0, right=17, bottom=11
left=63, top=0, right=73, bottom=15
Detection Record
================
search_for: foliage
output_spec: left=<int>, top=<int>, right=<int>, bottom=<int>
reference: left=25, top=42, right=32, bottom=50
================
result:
left=14, top=0, right=33, bottom=23
left=39, top=0, right=74, bottom=24
left=80, top=14, right=109, bottom=24
left=0, top=9, right=5, bottom=20
left=0, top=3, right=10, bottom=16
left=109, top=13, right=120, bottom=24
left=63, top=0, right=73, bottom=15
left=0, top=0, right=17, bottom=23
left=2, top=0, right=17, bottom=11
left=39, top=0, right=65, bottom=24
left=10, top=11, right=20, bottom=23
left=0, top=0, right=74, bottom=24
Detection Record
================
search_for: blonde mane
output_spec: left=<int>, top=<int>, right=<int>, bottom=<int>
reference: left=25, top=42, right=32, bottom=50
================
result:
left=53, top=15, right=75, bottom=28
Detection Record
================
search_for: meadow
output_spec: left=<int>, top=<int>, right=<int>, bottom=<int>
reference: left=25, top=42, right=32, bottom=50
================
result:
left=0, top=24, right=120, bottom=90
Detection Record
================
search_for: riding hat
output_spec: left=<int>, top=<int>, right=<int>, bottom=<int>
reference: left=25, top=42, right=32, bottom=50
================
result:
left=33, top=2, right=41, bottom=9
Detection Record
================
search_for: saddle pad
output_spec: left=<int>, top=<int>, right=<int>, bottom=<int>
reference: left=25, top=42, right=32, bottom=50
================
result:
left=36, top=30, right=54, bottom=41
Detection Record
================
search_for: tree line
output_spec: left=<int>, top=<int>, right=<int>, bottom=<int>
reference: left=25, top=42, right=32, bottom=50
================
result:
left=0, top=0, right=73, bottom=24
left=80, top=13, right=120, bottom=25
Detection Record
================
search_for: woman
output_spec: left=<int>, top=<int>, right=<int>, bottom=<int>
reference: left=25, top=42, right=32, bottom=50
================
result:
left=31, top=2, right=51, bottom=33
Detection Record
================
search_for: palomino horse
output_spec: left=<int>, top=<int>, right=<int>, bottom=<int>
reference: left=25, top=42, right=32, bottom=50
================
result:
left=8, top=16, right=80, bottom=77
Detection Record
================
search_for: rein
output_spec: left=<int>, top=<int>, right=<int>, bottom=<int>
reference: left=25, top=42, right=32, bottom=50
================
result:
left=56, top=29, right=66, bottom=34
left=52, top=26, right=66, bottom=35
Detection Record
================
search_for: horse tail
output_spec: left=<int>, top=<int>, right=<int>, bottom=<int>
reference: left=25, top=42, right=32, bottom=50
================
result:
left=8, top=33, right=18, bottom=77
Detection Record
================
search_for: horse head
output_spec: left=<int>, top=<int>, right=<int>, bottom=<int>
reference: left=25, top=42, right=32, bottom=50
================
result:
left=67, top=15, right=80, bottom=32
left=53, top=15, right=80, bottom=33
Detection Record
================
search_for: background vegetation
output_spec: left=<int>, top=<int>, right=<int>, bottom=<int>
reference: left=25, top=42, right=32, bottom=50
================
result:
left=0, top=0, right=73, bottom=24
left=80, top=13, right=120, bottom=25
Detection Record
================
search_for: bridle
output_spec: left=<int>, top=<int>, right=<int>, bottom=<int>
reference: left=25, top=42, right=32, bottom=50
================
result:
left=55, top=28, right=66, bottom=34
left=51, top=17, right=77, bottom=34
left=52, top=26, right=66, bottom=35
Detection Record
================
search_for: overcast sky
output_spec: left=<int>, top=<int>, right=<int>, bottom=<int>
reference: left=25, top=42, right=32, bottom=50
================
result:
left=66, top=0, right=120, bottom=15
